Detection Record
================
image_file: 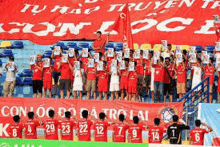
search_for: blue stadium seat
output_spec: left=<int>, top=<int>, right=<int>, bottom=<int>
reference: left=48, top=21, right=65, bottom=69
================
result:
left=78, top=42, right=89, bottom=50
left=2, top=49, right=13, bottom=57
left=18, top=69, right=33, bottom=77
left=62, top=51, right=67, bottom=54
left=51, top=60, right=54, bottom=66
left=205, top=45, right=215, bottom=52
left=115, top=46, right=123, bottom=51
left=43, top=50, right=52, bottom=58
left=11, top=41, right=24, bottom=49
left=0, top=59, right=2, bottom=67
left=105, top=43, right=114, bottom=51
left=115, top=43, right=123, bottom=48
left=23, top=77, right=33, bottom=86
left=66, top=42, right=77, bottom=49
left=16, top=77, right=23, bottom=86
left=51, top=42, right=67, bottom=50
left=194, top=45, right=203, bottom=52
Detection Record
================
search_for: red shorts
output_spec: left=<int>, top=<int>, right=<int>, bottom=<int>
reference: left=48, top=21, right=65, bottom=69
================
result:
left=43, top=81, right=52, bottom=89
left=120, top=81, right=128, bottom=90
left=98, top=81, right=108, bottom=92
left=128, top=85, right=137, bottom=93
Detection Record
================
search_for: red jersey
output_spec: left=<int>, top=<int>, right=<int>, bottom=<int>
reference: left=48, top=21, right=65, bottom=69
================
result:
left=77, top=119, right=93, bottom=141
left=113, top=123, right=129, bottom=142
left=9, top=123, right=23, bottom=138
left=93, top=37, right=106, bottom=54
left=216, top=30, right=220, bottom=41
left=69, top=58, right=76, bottom=81
left=120, top=69, right=128, bottom=82
left=97, top=71, right=109, bottom=85
left=87, top=67, right=96, bottom=80
left=44, top=119, right=59, bottom=140
left=164, top=65, right=174, bottom=84
left=60, top=63, right=71, bottom=79
left=32, top=62, right=43, bottom=80
left=60, top=120, right=75, bottom=141
left=135, top=59, right=144, bottom=75
left=176, top=64, right=187, bottom=83
left=128, top=124, right=145, bottom=143
left=148, top=126, right=165, bottom=143
left=154, top=64, right=165, bottom=82
left=144, top=60, right=151, bottom=76
left=81, top=57, right=88, bottom=70
left=53, top=56, right=61, bottom=72
left=107, top=57, right=114, bottom=62
left=203, top=66, right=215, bottom=84
left=43, top=67, right=53, bottom=82
left=190, top=128, right=209, bottom=145
left=128, top=71, right=138, bottom=86
left=94, top=121, right=110, bottom=142
left=24, top=120, right=40, bottom=139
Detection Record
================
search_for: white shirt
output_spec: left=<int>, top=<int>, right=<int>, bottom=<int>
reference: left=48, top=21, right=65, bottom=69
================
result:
left=4, top=62, right=17, bottom=82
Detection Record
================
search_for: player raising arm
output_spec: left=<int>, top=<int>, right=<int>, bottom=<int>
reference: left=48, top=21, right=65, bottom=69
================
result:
left=148, top=118, right=167, bottom=144
left=189, top=119, right=213, bottom=145
left=167, top=115, right=190, bottom=144
left=24, top=112, right=43, bottom=139
left=44, top=110, right=59, bottom=140
left=9, top=115, right=24, bottom=139
left=94, top=112, right=115, bottom=142
left=128, top=116, right=148, bottom=143
left=112, top=114, right=131, bottom=143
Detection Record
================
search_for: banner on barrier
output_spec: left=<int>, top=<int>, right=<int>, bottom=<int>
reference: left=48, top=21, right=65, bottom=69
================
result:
left=198, top=103, right=220, bottom=146
left=0, top=0, right=219, bottom=45
left=0, top=97, right=183, bottom=138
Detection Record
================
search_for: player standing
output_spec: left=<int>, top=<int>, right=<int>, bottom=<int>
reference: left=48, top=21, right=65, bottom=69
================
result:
left=59, top=111, right=76, bottom=141
left=148, top=118, right=166, bottom=144
left=189, top=119, right=213, bottom=145
left=77, top=110, right=94, bottom=141
left=167, top=115, right=190, bottom=144
left=9, top=115, right=23, bottom=138
left=44, top=110, right=59, bottom=140
left=24, top=112, right=42, bottom=139
left=112, top=114, right=130, bottom=142
left=128, top=116, right=148, bottom=143
left=94, top=112, right=114, bottom=142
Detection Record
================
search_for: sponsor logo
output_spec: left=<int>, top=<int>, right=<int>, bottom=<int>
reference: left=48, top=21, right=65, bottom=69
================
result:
left=157, top=105, right=178, bottom=124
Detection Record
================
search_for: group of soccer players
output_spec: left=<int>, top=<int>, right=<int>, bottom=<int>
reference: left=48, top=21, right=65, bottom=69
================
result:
left=9, top=110, right=213, bottom=145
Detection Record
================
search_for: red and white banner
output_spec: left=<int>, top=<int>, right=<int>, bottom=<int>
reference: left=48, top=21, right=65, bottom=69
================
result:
left=0, top=0, right=219, bottom=46
left=0, top=97, right=183, bottom=138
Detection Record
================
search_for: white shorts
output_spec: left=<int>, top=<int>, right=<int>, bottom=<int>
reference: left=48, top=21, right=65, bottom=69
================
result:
left=73, top=84, right=83, bottom=91
left=110, top=83, right=120, bottom=92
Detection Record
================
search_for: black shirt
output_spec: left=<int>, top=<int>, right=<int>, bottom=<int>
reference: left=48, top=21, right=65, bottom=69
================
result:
left=167, top=123, right=190, bottom=144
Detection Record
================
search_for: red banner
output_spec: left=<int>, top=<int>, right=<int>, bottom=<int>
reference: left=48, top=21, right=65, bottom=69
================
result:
left=0, top=0, right=219, bottom=46
left=0, top=97, right=183, bottom=138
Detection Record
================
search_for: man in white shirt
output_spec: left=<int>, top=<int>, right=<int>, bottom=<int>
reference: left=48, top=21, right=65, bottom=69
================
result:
left=3, top=56, right=17, bottom=97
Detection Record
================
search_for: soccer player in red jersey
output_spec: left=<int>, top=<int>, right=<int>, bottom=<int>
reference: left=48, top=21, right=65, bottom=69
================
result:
left=43, top=61, right=53, bottom=98
left=29, top=54, right=43, bottom=98
left=189, top=120, right=213, bottom=145
left=59, top=111, right=76, bottom=141
left=24, top=112, right=42, bottom=139
left=120, top=58, right=129, bottom=100
left=97, top=61, right=109, bottom=100
left=9, top=115, right=23, bottom=138
left=94, top=112, right=114, bottom=142
left=128, top=116, right=148, bottom=143
left=44, top=110, right=59, bottom=140
left=77, top=110, right=94, bottom=141
left=112, top=114, right=130, bottom=143
left=148, top=118, right=166, bottom=144
left=203, top=58, right=215, bottom=103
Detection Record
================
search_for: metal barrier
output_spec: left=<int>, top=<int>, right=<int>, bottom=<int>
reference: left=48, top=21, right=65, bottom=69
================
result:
left=178, top=77, right=210, bottom=141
